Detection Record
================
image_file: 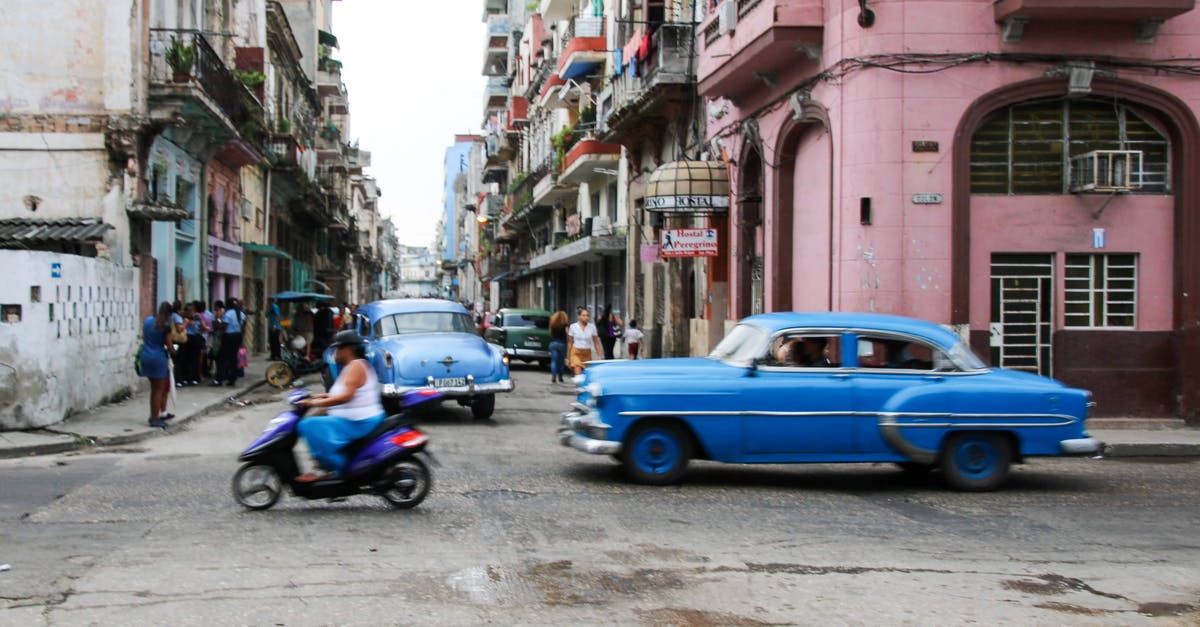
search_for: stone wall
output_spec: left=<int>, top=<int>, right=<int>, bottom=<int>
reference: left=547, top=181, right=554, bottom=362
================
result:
left=0, top=251, right=141, bottom=430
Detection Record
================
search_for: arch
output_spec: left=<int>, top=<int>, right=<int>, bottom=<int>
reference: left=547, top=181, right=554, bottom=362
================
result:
left=952, top=76, right=1200, bottom=419
left=736, top=135, right=764, bottom=319
left=774, top=101, right=833, bottom=312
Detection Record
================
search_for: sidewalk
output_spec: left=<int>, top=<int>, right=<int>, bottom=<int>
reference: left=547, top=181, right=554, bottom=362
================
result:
left=0, top=354, right=279, bottom=459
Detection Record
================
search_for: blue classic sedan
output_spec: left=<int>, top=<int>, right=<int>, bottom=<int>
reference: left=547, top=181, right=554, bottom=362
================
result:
left=558, top=312, right=1100, bottom=491
left=324, top=299, right=514, bottom=419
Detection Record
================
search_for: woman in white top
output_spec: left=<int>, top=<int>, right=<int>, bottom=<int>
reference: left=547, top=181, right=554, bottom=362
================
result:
left=567, top=307, right=600, bottom=375
left=295, top=331, right=386, bottom=482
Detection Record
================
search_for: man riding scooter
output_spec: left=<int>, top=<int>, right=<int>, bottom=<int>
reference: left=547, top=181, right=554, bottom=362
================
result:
left=294, top=330, right=384, bottom=482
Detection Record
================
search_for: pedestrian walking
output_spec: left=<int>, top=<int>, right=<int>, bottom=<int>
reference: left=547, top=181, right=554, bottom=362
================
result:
left=624, top=320, right=644, bottom=360
left=213, top=298, right=245, bottom=386
left=597, top=304, right=623, bottom=360
left=138, top=302, right=174, bottom=428
left=548, top=310, right=569, bottom=383
left=313, top=301, right=335, bottom=356
left=266, top=297, right=282, bottom=360
left=567, top=307, right=599, bottom=375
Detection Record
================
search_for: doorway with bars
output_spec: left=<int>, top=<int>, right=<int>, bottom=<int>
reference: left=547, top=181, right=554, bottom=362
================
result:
left=989, top=253, right=1054, bottom=377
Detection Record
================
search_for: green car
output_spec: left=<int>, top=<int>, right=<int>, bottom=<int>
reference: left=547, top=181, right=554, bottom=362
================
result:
left=484, top=308, right=552, bottom=367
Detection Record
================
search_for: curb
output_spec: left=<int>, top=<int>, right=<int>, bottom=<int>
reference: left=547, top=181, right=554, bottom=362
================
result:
left=0, top=379, right=270, bottom=459
left=1102, top=442, right=1200, bottom=458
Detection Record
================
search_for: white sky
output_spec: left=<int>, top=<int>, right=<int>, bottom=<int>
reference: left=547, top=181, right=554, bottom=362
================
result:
left=333, top=1, right=486, bottom=248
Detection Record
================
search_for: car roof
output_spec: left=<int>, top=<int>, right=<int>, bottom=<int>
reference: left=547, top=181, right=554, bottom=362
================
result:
left=740, top=312, right=962, bottom=348
left=358, top=298, right=469, bottom=319
left=499, top=308, right=551, bottom=316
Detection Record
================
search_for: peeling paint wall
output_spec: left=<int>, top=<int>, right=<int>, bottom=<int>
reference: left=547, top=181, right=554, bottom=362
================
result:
left=0, top=251, right=141, bottom=430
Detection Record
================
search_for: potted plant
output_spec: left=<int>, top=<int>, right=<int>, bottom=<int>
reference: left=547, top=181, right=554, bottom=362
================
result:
left=277, top=118, right=291, bottom=134
left=234, top=70, right=266, bottom=88
left=165, top=37, right=196, bottom=83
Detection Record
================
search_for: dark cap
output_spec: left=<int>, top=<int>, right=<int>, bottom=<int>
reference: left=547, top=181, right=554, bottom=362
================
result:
left=329, top=330, right=365, bottom=350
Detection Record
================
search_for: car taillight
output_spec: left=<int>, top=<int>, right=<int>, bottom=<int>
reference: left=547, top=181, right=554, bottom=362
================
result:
left=385, top=351, right=394, bottom=370
left=391, top=430, right=429, bottom=448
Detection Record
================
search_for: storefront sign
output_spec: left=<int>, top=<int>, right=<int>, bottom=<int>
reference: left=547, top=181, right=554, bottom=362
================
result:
left=912, top=193, right=943, bottom=205
left=661, top=228, right=719, bottom=258
left=912, top=140, right=939, bottom=153
left=644, top=195, right=730, bottom=213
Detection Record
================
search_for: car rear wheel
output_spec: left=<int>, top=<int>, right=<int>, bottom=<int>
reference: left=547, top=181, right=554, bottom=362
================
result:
left=471, top=394, right=495, bottom=420
left=621, top=420, right=691, bottom=485
left=941, top=432, right=1012, bottom=492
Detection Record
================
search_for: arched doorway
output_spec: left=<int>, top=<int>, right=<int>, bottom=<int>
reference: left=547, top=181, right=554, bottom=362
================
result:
left=737, top=144, right=764, bottom=318
left=953, top=77, right=1200, bottom=418
left=776, top=117, right=833, bottom=311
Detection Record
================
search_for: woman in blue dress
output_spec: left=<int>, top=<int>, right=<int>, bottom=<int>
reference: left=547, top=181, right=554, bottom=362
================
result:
left=139, top=301, right=174, bottom=428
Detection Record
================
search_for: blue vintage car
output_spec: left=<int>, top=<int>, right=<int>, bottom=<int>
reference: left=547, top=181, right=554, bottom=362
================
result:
left=324, top=299, right=514, bottom=419
left=558, top=312, right=1100, bottom=491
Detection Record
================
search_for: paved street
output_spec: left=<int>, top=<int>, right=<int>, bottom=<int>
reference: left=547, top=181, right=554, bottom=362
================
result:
left=2, top=365, right=1199, bottom=626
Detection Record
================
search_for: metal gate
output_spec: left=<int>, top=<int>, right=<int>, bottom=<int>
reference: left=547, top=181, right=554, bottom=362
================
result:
left=990, top=253, right=1054, bottom=376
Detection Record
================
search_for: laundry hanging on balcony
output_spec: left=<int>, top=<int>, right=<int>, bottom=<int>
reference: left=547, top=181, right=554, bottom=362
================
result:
left=644, top=160, right=731, bottom=214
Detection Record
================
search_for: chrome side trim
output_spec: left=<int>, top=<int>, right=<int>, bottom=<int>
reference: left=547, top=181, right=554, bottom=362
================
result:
left=878, top=414, right=937, bottom=464
left=617, top=409, right=1079, bottom=425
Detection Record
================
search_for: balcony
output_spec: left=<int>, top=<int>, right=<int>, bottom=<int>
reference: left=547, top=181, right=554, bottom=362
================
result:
left=993, top=0, right=1194, bottom=40
left=483, top=14, right=510, bottom=75
left=538, top=0, right=576, bottom=22
left=697, top=0, right=824, bottom=99
left=506, top=96, right=530, bottom=131
left=601, top=23, right=693, bottom=140
left=148, top=29, right=248, bottom=143
left=485, top=133, right=516, bottom=165
left=532, top=159, right=577, bottom=206
left=484, top=76, right=511, bottom=112
left=529, top=232, right=625, bottom=270
left=558, top=16, right=607, bottom=80
left=559, top=139, right=620, bottom=185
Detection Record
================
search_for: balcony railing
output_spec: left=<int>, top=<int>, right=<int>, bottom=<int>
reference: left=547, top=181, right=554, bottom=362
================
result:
left=149, top=29, right=247, bottom=125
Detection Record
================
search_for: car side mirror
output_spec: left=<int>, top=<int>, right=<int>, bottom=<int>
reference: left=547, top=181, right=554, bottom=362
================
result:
left=747, top=358, right=760, bottom=376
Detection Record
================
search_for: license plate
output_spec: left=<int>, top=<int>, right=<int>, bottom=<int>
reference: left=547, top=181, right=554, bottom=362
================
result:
left=524, top=340, right=542, bottom=347
left=433, top=377, right=466, bottom=387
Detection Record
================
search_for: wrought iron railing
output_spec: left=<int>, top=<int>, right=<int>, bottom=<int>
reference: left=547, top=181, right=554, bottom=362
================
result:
left=149, top=29, right=246, bottom=125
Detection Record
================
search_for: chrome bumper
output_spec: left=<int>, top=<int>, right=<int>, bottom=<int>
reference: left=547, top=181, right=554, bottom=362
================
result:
left=557, top=404, right=621, bottom=456
left=381, top=378, right=515, bottom=398
left=506, top=347, right=550, bottom=359
left=1060, top=437, right=1102, bottom=455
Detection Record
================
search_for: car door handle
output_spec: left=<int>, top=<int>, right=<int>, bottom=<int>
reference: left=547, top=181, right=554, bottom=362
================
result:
left=924, top=375, right=943, bottom=381
left=831, top=372, right=851, bottom=379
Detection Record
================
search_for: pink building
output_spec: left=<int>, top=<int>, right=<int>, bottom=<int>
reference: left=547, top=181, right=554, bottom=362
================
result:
left=698, top=0, right=1200, bottom=419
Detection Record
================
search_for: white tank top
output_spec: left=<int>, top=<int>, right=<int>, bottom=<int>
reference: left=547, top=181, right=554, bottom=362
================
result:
left=329, top=359, right=385, bottom=421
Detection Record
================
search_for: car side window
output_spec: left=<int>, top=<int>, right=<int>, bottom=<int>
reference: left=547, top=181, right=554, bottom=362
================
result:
left=374, top=315, right=398, bottom=338
left=767, top=333, right=841, bottom=368
left=855, top=335, right=942, bottom=371
left=357, top=315, right=370, bottom=337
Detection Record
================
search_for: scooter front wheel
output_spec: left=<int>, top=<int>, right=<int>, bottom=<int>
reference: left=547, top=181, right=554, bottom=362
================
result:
left=233, top=463, right=283, bottom=510
left=379, top=457, right=431, bottom=510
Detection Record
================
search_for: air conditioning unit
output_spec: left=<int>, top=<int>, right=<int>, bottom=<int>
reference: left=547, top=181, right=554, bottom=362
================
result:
left=718, top=0, right=737, bottom=35
left=1069, top=150, right=1143, bottom=193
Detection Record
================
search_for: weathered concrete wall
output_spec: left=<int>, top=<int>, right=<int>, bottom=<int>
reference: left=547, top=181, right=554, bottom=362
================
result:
left=0, top=251, right=141, bottom=430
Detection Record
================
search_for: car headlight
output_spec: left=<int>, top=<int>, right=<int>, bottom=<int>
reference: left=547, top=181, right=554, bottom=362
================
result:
left=586, top=382, right=603, bottom=397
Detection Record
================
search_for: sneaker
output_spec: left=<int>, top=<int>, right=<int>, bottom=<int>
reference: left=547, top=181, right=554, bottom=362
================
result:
left=175, top=382, right=184, bottom=388
left=190, top=380, right=199, bottom=386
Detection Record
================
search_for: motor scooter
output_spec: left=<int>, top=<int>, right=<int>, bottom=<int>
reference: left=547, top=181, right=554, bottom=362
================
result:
left=232, top=388, right=440, bottom=510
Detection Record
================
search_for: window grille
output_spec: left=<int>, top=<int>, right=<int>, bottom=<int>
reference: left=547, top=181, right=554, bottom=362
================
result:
left=971, top=99, right=1170, bottom=195
left=1064, top=253, right=1137, bottom=328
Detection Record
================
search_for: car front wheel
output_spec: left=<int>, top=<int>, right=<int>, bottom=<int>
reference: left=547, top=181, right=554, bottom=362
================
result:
left=621, top=420, right=692, bottom=485
left=941, top=432, right=1012, bottom=492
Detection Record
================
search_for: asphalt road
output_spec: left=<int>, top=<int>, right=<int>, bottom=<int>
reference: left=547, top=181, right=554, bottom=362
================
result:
left=2, top=365, right=1199, bottom=626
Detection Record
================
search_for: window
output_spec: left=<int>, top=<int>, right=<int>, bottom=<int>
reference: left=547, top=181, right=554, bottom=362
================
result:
left=503, top=313, right=549, bottom=328
left=855, top=335, right=946, bottom=371
left=709, top=323, right=768, bottom=366
left=1064, top=254, right=1137, bottom=328
left=376, top=312, right=475, bottom=337
left=767, top=333, right=841, bottom=368
left=971, top=98, right=1170, bottom=195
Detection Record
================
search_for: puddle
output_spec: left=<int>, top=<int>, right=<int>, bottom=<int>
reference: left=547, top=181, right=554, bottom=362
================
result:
left=447, top=560, right=698, bottom=607
left=636, top=608, right=777, bottom=627
left=1137, top=601, right=1197, bottom=617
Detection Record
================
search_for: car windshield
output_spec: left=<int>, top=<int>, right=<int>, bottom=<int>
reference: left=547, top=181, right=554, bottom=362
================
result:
left=503, top=313, right=549, bottom=328
left=948, top=341, right=988, bottom=371
left=374, top=312, right=475, bottom=337
left=709, top=324, right=769, bottom=365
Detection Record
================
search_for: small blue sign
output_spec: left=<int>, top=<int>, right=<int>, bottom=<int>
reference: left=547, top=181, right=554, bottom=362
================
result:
left=1092, top=227, right=1106, bottom=249
left=51, top=262, right=62, bottom=278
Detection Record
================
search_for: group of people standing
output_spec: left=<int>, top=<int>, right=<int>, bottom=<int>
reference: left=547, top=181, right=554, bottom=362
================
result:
left=546, top=305, right=643, bottom=383
left=136, top=298, right=248, bottom=428
left=270, top=299, right=357, bottom=361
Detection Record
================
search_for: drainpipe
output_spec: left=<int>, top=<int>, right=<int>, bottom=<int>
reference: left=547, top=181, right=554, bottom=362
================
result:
left=199, top=161, right=210, bottom=306
left=265, top=166, right=273, bottom=291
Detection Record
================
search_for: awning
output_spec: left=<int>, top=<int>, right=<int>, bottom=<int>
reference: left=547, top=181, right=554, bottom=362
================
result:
left=272, top=291, right=336, bottom=302
left=241, top=243, right=292, bottom=260
left=644, top=160, right=731, bottom=214
left=127, top=202, right=192, bottom=222
left=319, top=30, right=339, bottom=49
left=0, top=218, right=113, bottom=247
left=485, top=271, right=510, bottom=282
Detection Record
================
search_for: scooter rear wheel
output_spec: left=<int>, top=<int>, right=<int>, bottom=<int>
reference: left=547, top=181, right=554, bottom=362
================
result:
left=265, top=362, right=294, bottom=389
left=233, top=463, right=283, bottom=510
left=380, top=457, right=431, bottom=509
